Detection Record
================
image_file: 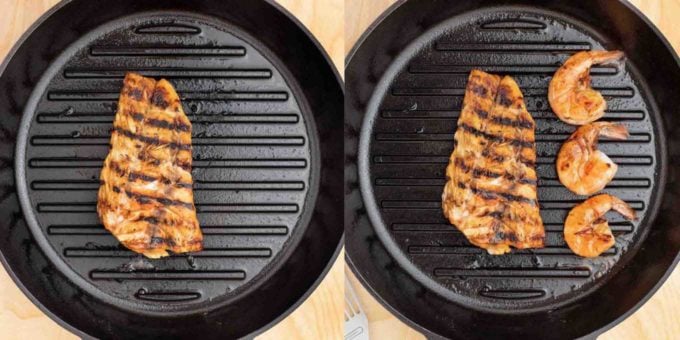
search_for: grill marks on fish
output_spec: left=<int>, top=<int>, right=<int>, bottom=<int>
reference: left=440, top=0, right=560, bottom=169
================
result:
left=150, top=87, right=170, bottom=108
left=127, top=88, right=144, bottom=101
left=113, top=127, right=191, bottom=150
left=442, top=70, right=545, bottom=255
left=480, top=148, right=506, bottom=163
left=471, top=102, right=534, bottom=129
left=97, top=72, right=202, bottom=259
left=130, top=111, right=191, bottom=132
left=123, top=189, right=194, bottom=209
left=454, top=179, right=536, bottom=206
left=461, top=182, right=537, bottom=205
left=490, top=115, right=534, bottom=129
left=470, top=83, right=489, bottom=96
left=458, top=123, right=535, bottom=148
left=496, top=84, right=515, bottom=107
left=453, top=158, right=537, bottom=186
left=108, top=160, right=192, bottom=188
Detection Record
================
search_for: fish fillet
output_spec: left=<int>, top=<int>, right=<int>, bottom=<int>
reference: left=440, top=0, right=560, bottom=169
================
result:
left=442, top=70, right=545, bottom=254
left=97, top=73, right=203, bottom=258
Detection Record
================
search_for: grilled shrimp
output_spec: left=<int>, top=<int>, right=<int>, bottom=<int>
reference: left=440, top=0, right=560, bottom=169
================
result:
left=557, top=122, right=628, bottom=195
left=564, top=194, right=636, bottom=257
left=549, top=51, right=624, bottom=125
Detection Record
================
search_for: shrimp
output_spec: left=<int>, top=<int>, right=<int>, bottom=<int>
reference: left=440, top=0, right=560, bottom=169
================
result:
left=557, top=122, right=628, bottom=195
left=564, top=194, right=636, bottom=257
left=549, top=50, right=624, bottom=125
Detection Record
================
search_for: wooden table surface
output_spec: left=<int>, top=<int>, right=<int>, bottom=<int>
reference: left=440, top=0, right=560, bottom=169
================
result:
left=0, top=0, right=343, bottom=339
left=345, top=0, right=680, bottom=339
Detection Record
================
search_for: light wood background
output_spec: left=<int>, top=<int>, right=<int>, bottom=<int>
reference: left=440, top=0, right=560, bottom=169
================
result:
left=0, top=0, right=343, bottom=339
left=345, top=0, right=680, bottom=339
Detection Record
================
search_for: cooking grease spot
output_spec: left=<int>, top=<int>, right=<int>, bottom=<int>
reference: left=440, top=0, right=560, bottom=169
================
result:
left=186, top=255, right=198, bottom=269
left=121, top=256, right=155, bottom=272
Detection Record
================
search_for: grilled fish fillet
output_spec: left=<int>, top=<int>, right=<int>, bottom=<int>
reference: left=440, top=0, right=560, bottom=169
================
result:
left=97, top=73, right=203, bottom=258
left=442, top=70, right=545, bottom=254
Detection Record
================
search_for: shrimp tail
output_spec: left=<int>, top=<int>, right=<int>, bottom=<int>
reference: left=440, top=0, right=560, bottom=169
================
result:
left=592, top=122, right=629, bottom=140
left=609, top=195, right=637, bottom=220
left=589, top=50, right=625, bottom=65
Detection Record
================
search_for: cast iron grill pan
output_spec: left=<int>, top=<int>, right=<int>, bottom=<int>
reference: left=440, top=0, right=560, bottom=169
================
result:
left=345, top=0, right=680, bottom=339
left=368, top=8, right=660, bottom=310
left=20, top=12, right=312, bottom=311
left=0, top=0, right=343, bottom=338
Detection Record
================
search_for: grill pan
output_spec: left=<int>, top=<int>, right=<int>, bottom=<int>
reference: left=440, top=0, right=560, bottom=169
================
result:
left=345, top=0, right=680, bottom=338
left=0, top=0, right=343, bottom=338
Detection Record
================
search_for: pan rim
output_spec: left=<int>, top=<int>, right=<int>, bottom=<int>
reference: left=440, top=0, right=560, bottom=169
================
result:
left=0, top=3, right=91, bottom=338
left=346, top=0, right=680, bottom=338
left=1, top=0, right=344, bottom=338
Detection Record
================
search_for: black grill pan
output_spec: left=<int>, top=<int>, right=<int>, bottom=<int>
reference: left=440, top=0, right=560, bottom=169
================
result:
left=0, top=0, right=343, bottom=338
left=345, top=0, right=680, bottom=338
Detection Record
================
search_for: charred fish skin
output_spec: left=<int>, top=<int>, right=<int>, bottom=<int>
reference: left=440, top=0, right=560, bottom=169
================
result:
left=442, top=70, right=545, bottom=254
left=97, top=73, right=203, bottom=259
